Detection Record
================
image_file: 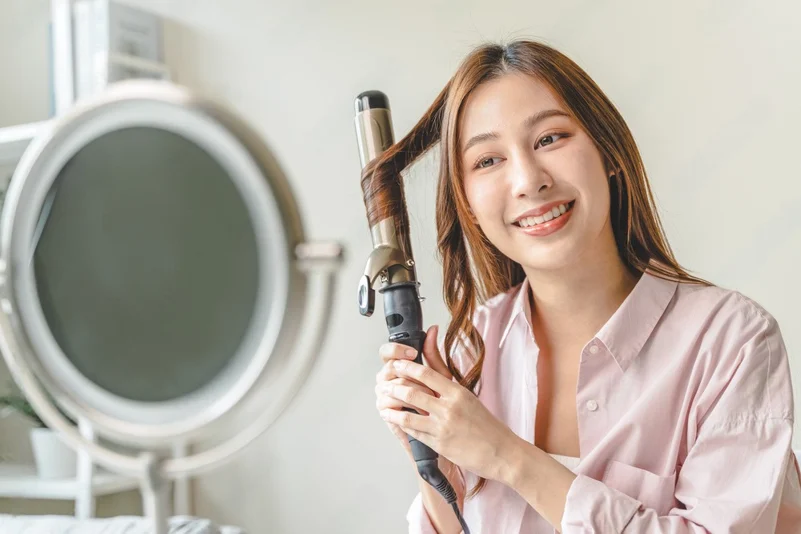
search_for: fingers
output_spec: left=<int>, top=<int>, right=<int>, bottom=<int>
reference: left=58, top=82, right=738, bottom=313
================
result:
left=375, top=329, right=449, bottom=445
left=380, top=407, right=434, bottom=435
left=375, top=390, right=420, bottom=413
left=376, top=359, right=397, bottom=384
left=379, top=341, right=420, bottom=365
left=392, top=382, right=436, bottom=413
left=390, top=377, right=435, bottom=398
left=376, top=375, right=436, bottom=398
left=391, top=359, right=454, bottom=397
left=421, top=325, right=452, bottom=380
left=376, top=359, right=431, bottom=392
left=375, top=377, right=433, bottom=415
left=387, top=422, right=412, bottom=451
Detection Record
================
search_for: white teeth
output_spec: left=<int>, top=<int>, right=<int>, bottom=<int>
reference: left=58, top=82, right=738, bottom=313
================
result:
left=517, top=203, right=571, bottom=227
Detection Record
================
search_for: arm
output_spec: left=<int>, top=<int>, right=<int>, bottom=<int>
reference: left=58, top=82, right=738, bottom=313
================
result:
left=503, top=421, right=796, bottom=533
left=499, top=313, right=799, bottom=533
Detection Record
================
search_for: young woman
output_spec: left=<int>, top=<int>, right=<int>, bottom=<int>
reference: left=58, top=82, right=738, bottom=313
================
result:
left=372, top=40, right=801, bottom=533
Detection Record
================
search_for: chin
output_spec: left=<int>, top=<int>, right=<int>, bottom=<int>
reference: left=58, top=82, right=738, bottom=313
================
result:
left=520, top=254, right=576, bottom=273
left=512, top=236, right=585, bottom=272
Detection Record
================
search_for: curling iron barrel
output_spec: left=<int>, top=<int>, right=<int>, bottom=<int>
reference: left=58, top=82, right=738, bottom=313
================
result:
left=353, top=91, right=462, bottom=516
left=354, top=90, right=417, bottom=317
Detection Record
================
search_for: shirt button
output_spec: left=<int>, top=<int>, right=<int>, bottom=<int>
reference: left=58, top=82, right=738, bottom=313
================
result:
left=589, top=344, right=599, bottom=354
left=586, top=400, right=599, bottom=412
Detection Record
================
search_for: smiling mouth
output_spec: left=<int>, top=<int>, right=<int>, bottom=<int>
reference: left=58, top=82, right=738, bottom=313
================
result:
left=513, top=201, right=575, bottom=228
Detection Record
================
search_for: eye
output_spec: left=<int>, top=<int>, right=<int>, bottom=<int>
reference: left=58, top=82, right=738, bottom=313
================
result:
left=536, top=132, right=567, bottom=149
left=474, top=156, right=501, bottom=169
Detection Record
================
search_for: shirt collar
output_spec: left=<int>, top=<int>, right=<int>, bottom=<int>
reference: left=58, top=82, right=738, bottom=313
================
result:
left=499, top=277, right=532, bottom=348
left=497, top=269, right=678, bottom=372
left=596, top=270, right=678, bottom=372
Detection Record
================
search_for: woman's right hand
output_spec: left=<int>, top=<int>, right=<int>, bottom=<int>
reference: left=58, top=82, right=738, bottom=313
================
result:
left=377, top=326, right=467, bottom=529
left=375, top=324, right=453, bottom=456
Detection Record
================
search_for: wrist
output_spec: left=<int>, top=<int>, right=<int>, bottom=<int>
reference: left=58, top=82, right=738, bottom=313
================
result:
left=496, top=432, right=532, bottom=488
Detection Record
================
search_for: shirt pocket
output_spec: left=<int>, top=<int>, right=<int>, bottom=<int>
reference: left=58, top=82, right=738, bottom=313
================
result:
left=602, top=460, right=677, bottom=516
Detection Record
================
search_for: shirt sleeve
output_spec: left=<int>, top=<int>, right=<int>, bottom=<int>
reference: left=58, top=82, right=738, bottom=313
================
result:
left=561, top=312, right=801, bottom=533
left=406, top=492, right=440, bottom=534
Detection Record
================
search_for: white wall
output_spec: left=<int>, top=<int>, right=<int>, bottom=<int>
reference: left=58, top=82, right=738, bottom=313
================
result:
left=0, top=0, right=52, bottom=128
left=1, top=0, right=799, bottom=532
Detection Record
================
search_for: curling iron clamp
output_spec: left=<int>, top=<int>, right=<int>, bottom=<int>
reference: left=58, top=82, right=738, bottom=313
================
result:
left=353, top=91, right=470, bottom=533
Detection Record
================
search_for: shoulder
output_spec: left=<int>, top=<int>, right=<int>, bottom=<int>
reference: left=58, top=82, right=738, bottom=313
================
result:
left=672, top=280, right=781, bottom=343
left=672, top=280, right=791, bottom=422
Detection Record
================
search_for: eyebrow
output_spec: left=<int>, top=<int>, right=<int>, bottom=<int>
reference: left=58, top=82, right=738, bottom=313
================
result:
left=461, top=109, right=571, bottom=155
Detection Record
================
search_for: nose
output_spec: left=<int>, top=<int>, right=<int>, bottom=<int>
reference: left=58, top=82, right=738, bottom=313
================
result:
left=509, top=152, right=552, bottom=198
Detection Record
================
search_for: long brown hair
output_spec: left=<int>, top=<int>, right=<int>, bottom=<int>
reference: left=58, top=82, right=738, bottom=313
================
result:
left=361, top=39, right=707, bottom=497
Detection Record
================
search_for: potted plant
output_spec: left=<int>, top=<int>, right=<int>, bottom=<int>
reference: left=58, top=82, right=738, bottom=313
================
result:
left=0, top=392, right=78, bottom=479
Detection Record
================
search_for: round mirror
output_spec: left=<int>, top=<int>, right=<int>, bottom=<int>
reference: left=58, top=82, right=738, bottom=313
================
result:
left=0, top=80, right=342, bottom=459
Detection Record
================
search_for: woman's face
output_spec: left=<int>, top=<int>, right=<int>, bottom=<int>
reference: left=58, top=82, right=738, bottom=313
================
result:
left=458, top=73, right=615, bottom=273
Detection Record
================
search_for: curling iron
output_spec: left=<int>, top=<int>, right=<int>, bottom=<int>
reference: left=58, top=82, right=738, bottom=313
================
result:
left=354, top=90, right=470, bottom=533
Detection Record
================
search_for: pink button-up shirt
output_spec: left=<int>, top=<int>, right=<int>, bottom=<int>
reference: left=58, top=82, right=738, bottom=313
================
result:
left=407, top=270, right=801, bottom=533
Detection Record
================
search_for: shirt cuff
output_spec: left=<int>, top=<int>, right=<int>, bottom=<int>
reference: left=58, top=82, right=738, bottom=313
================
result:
left=406, top=492, right=439, bottom=534
left=560, top=474, right=641, bottom=533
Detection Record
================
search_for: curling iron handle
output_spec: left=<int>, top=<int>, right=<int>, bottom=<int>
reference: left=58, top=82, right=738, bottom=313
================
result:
left=393, top=334, right=443, bottom=485
left=383, top=283, right=446, bottom=487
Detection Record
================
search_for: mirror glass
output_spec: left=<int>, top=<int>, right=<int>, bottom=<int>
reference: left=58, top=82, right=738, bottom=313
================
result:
left=31, top=126, right=261, bottom=402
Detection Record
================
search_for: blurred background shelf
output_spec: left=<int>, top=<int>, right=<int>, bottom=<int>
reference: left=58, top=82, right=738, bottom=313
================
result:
left=0, top=462, right=138, bottom=500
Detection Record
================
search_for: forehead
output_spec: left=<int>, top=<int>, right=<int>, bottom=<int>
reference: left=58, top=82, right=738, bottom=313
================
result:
left=458, top=73, right=565, bottom=138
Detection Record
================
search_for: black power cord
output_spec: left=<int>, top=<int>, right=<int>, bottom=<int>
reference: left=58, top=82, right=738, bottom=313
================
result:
left=452, top=502, right=470, bottom=533
left=414, top=454, right=470, bottom=533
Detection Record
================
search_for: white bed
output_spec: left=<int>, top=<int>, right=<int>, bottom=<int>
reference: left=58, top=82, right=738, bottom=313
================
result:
left=0, top=514, right=245, bottom=533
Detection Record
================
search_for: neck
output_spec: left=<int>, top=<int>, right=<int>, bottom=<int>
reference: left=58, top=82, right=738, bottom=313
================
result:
left=523, top=239, right=640, bottom=348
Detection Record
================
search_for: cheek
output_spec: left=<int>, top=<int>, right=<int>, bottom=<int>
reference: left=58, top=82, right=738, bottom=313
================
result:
left=587, top=170, right=612, bottom=221
left=464, top=179, right=504, bottom=226
left=564, top=147, right=611, bottom=221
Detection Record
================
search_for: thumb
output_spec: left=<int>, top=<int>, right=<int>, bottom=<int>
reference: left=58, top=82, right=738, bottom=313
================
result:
left=422, top=325, right=452, bottom=380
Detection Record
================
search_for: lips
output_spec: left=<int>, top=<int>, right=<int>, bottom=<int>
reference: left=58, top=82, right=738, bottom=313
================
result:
left=513, top=199, right=574, bottom=223
left=513, top=200, right=575, bottom=228
left=513, top=200, right=575, bottom=237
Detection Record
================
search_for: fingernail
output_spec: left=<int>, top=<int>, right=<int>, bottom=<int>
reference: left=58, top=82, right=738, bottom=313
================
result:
left=404, top=348, right=417, bottom=358
left=393, top=360, right=403, bottom=369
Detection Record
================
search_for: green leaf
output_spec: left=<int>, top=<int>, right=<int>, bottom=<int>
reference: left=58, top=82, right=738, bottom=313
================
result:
left=0, top=394, right=46, bottom=427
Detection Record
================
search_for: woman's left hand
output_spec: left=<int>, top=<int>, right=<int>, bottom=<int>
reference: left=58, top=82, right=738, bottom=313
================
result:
left=379, top=352, right=522, bottom=483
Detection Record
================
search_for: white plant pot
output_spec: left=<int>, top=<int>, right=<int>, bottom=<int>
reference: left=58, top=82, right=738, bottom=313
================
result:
left=30, top=427, right=77, bottom=479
